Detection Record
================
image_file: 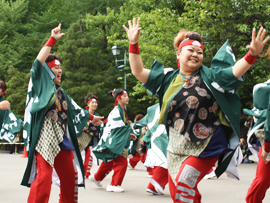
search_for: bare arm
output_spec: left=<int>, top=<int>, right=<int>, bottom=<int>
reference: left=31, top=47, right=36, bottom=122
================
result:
left=37, top=23, right=65, bottom=66
left=123, top=18, right=150, bottom=84
left=232, top=27, right=269, bottom=78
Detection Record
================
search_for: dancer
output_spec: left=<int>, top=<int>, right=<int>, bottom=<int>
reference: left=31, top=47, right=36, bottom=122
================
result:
left=243, top=48, right=270, bottom=202
left=0, top=80, right=23, bottom=144
left=128, top=114, right=145, bottom=170
left=128, top=114, right=153, bottom=176
left=123, top=18, right=269, bottom=202
left=21, top=24, right=103, bottom=203
left=134, top=104, right=169, bottom=195
left=90, top=89, right=137, bottom=193
left=80, top=93, right=101, bottom=178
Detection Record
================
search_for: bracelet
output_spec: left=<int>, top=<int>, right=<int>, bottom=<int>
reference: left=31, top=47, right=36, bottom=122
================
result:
left=129, top=43, right=140, bottom=55
left=89, top=114, right=94, bottom=121
left=244, top=51, right=257, bottom=65
left=43, top=36, right=56, bottom=48
left=264, top=141, right=270, bottom=153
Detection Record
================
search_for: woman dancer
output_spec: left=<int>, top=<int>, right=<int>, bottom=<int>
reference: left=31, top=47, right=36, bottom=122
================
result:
left=82, top=93, right=101, bottom=178
left=21, top=24, right=103, bottom=203
left=90, top=89, right=136, bottom=193
left=123, top=18, right=269, bottom=202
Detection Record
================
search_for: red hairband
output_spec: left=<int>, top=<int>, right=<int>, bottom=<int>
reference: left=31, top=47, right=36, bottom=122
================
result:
left=178, top=40, right=204, bottom=51
left=114, top=91, right=126, bottom=107
left=1, top=87, right=6, bottom=96
left=47, top=59, right=61, bottom=69
left=85, top=98, right=97, bottom=109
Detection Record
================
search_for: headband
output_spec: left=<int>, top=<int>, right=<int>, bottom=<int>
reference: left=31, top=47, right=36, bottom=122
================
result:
left=1, top=87, right=6, bottom=96
left=47, top=59, right=61, bottom=69
left=85, top=98, right=97, bottom=109
left=178, top=39, right=204, bottom=51
left=114, top=91, right=126, bottom=107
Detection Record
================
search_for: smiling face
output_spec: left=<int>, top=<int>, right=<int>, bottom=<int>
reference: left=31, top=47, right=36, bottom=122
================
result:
left=88, top=99, right=98, bottom=112
left=177, top=45, right=203, bottom=74
left=51, top=65, right=62, bottom=84
left=118, top=93, right=129, bottom=106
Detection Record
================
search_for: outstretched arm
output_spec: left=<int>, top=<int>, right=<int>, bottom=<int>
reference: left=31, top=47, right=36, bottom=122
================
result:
left=123, top=18, right=150, bottom=84
left=232, top=27, right=269, bottom=78
left=37, top=23, right=65, bottom=65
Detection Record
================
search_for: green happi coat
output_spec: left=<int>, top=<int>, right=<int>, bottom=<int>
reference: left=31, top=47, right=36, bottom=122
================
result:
left=134, top=103, right=169, bottom=169
left=0, top=97, right=23, bottom=143
left=93, top=103, right=132, bottom=162
left=21, top=59, right=89, bottom=187
left=144, top=40, right=243, bottom=180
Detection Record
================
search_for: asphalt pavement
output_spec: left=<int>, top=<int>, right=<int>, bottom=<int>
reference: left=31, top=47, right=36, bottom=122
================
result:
left=1, top=153, right=270, bottom=203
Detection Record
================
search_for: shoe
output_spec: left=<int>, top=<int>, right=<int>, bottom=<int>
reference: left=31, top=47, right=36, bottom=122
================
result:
left=203, top=170, right=216, bottom=180
left=146, top=188, right=159, bottom=195
left=113, top=186, right=124, bottom=193
left=89, top=174, right=103, bottom=187
left=106, top=184, right=115, bottom=192
left=106, top=184, right=124, bottom=193
left=151, top=179, right=164, bottom=195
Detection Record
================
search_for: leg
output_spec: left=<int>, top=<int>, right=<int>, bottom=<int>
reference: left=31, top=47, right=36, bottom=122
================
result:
left=54, top=150, right=78, bottom=203
left=148, top=166, right=168, bottom=195
left=84, top=147, right=92, bottom=178
left=246, top=148, right=270, bottom=203
left=94, top=160, right=114, bottom=181
left=151, top=166, right=168, bottom=189
left=110, top=155, right=128, bottom=186
left=129, top=152, right=141, bottom=168
left=170, top=156, right=218, bottom=203
left=28, top=152, right=53, bottom=203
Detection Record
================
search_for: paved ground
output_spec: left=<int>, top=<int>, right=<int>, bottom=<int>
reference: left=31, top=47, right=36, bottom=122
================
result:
left=1, top=153, right=270, bottom=203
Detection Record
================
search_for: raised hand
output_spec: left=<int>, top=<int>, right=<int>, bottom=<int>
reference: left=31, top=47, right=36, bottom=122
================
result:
left=123, top=18, right=141, bottom=44
left=246, top=26, right=270, bottom=56
left=51, top=23, right=65, bottom=40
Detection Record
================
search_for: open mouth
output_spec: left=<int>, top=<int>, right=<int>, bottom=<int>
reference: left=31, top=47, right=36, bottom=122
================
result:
left=189, top=58, right=198, bottom=62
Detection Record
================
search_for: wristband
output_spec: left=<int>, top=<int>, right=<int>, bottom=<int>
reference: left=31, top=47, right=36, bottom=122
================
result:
left=129, top=43, right=140, bottom=55
left=43, top=36, right=56, bottom=48
left=264, top=141, right=270, bottom=153
left=89, top=114, right=94, bottom=121
left=244, top=51, right=257, bottom=65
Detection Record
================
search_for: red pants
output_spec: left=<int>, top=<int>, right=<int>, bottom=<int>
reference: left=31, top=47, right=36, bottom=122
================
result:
left=129, top=152, right=141, bottom=168
left=141, top=150, right=153, bottom=175
left=168, top=156, right=218, bottom=203
left=246, top=148, right=270, bottom=203
left=94, top=155, right=127, bottom=186
left=84, top=147, right=93, bottom=178
left=147, top=166, right=168, bottom=191
left=28, top=151, right=78, bottom=203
